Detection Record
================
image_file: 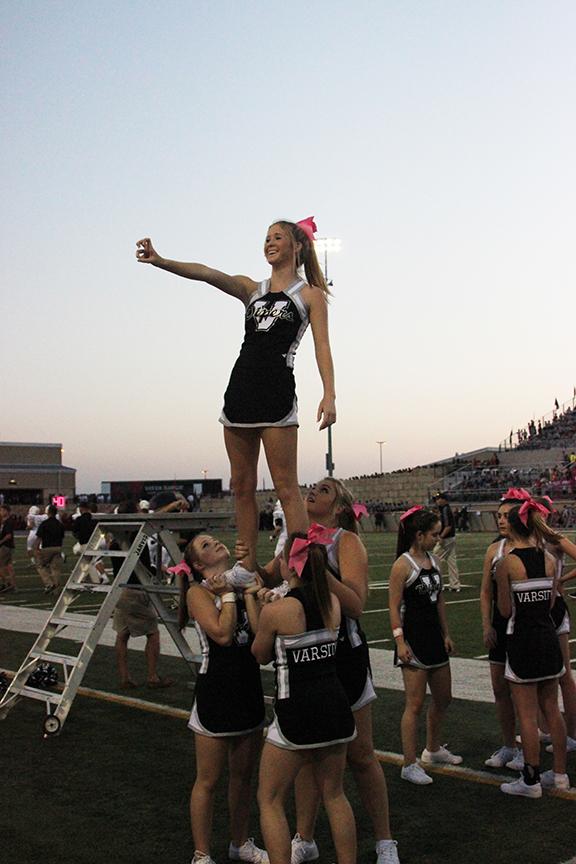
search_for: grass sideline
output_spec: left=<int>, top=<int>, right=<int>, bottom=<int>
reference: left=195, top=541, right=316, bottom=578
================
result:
left=2, top=531, right=576, bottom=863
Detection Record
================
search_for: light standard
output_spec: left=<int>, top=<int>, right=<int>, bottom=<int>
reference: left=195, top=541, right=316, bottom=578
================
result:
left=314, top=236, right=342, bottom=477
left=376, top=441, right=386, bottom=474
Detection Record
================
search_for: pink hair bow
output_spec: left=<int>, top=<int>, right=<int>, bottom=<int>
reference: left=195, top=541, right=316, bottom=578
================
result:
left=166, top=561, right=192, bottom=577
left=502, top=487, right=531, bottom=501
left=288, top=523, right=336, bottom=577
left=296, top=216, right=317, bottom=243
left=288, top=537, right=314, bottom=578
left=353, top=503, right=369, bottom=521
left=518, top=499, right=550, bottom=527
left=307, top=522, right=337, bottom=545
left=400, top=505, right=423, bottom=523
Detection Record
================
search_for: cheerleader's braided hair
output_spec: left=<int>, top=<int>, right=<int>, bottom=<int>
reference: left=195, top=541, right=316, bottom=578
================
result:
left=396, top=508, right=440, bottom=558
left=286, top=532, right=332, bottom=628
left=273, top=220, right=331, bottom=300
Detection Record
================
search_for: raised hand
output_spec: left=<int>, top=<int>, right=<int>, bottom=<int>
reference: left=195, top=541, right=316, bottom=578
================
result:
left=136, top=237, right=160, bottom=265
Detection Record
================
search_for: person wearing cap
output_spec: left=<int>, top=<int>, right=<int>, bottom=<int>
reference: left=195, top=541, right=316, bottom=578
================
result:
left=432, top=493, right=461, bottom=592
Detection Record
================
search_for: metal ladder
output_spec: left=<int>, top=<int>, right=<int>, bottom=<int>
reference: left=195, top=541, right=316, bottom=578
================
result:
left=0, top=519, right=197, bottom=736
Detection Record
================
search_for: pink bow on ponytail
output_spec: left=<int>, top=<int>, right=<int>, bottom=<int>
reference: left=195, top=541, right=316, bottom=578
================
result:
left=288, top=537, right=314, bottom=578
left=296, top=216, right=317, bottom=243
left=166, top=561, right=192, bottom=578
left=353, top=503, right=369, bottom=521
left=502, top=487, right=531, bottom=502
left=288, top=523, right=336, bottom=577
left=307, top=522, right=337, bottom=545
left=518, top=499, right=550, bottom=527
left=400, top=506, right=423, bottom=523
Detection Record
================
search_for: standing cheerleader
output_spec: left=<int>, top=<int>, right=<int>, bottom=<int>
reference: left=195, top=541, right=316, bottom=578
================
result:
left=496, top=500, right=568, bottom=796
left=480, top=489, right=529, bottom=770
left=181, top=534, right=267, bottom=864
left=136, top=219, right=335, bottom=567
left=286, top=479, right=399, bottom=864
left=251, top=534, right=356, bottom=864
left=389, top=507, right=462, bottom=785
left=533, top=497, right=576, bottom=754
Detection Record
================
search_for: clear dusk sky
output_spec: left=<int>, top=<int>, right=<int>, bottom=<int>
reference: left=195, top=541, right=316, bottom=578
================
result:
left=2, top=1, right=575, bottom=492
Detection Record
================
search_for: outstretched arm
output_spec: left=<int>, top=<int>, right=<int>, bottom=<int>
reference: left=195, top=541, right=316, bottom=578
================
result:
left=306, top=286, right=336, bottom=430
left=136, top=237, right=257, bottom=302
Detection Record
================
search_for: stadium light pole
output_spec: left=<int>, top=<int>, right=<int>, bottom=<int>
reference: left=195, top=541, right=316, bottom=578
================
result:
left=315, top=236, right=342, bottom=477
left=377, top=441, right=386, bottom=474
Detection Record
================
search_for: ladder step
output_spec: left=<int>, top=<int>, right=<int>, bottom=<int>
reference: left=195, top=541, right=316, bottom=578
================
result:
left=30, top=650, right=80, bottom=666
left=122, top=583, right=179, bottom=595
left=50, top=615, right=96, bottom=629
left=82, top=549, right=128, bottom=558
left=68, top=583, right=112, bottom=594
left=13, top=685, right=61, bottom=704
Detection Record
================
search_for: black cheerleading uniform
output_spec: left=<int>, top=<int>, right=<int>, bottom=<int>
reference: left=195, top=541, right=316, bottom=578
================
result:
left=188, top=593, right=265, bottom=736
left=488, top=539, right=509, bottom=665
left=326, top=529, right=376, bottom=711
left=220, top=278, right=309, bottom=427
left=394, top=552, right=449, bottom=670
left=505, top=548, right=564, bottom=684
left=266, top=585, right=356, bottom=750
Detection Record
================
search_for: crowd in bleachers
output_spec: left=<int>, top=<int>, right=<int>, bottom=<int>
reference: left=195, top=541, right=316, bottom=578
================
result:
left=507, top=401, right=576, bottom=452
left=448, top=461, right=576, bottom=501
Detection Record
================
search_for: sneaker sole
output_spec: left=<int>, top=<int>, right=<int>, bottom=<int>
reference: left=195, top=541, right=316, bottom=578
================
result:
left=500, top=784, right=542, bottom=798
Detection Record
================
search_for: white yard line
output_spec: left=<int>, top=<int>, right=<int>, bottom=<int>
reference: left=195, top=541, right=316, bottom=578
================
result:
left=364, top=596, right=480, bottom=614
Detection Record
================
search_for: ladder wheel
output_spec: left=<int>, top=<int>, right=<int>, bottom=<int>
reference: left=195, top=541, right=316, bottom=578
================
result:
left=43, top=715, right=61, bottom=736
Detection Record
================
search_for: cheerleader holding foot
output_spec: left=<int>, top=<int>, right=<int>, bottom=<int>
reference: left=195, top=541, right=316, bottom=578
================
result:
left=496, top=501, right=568, bottom=797
left=251, top=534, right=357, bottom=864
left=181, top=535, right=267, bottom=864
left=389, top=507, right=462, bottom=786
left=480, top=489, right=528, bottom=771
left=136, top=219, right=335, bottom=568
left=289, top=479, right=399, bottom=864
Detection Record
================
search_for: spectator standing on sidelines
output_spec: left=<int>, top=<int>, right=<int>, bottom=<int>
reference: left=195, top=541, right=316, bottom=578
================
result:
left=432, top=492, right=461, bottom=592
left=34, top=504, right=65, bottom=593
left=0, top=504, right=17, bottom=593
left=72, top=501, right=95, bottom=552
left=26, top=505, right=46, bottom=566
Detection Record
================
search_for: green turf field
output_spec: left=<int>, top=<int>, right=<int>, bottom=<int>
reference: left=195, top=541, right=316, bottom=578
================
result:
left=1, top=531, right=576, bottom=864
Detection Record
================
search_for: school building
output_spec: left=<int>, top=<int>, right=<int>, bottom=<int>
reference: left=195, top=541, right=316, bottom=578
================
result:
left=0, top=442, right=76, bottom=507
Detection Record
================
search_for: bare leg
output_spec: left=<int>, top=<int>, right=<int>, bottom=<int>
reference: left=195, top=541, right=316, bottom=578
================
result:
left=191, top=734, right=229, bottom=856
left=538, top=679, right=567, bottom=775
left=258, top=743, right=306, bottom=864
left=145, top=630, right=160, bottom=683
left=228, top=730, right=263, bottom=847
left=346, top=703, right=391, bottom=841
left=558, top=633, right=576, bottom=739
left=400, top=667, right=427, bottom=764
left=261, top=427, right=308, bottom=538
left=115, top=631, right=134, bottom=686
left=490, top=663, right=516, bottom=747
left=224, top=427, right=261, bottom=570
left=2, top=562, right=16, bottom=589
left=510, top=683, right=540, bottom=767
left=294, top=763, right=320, bottom=840
left=425, top=665, right=453, bottom=752
left=312, top=745, right=356, bottom=864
